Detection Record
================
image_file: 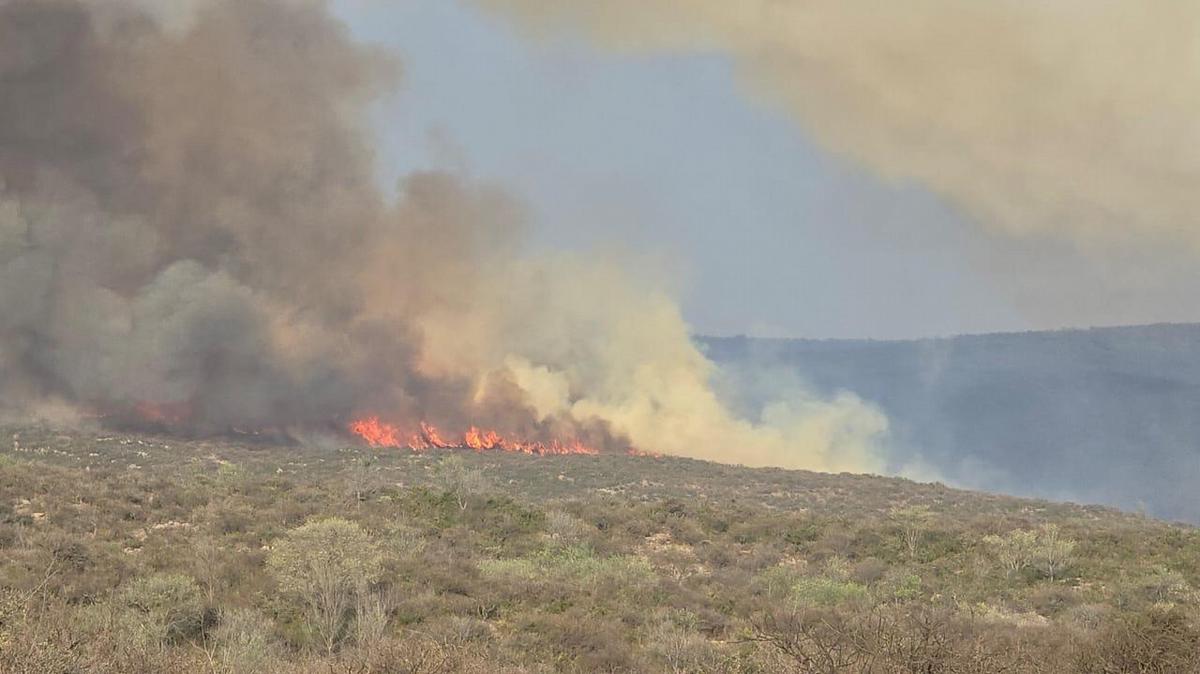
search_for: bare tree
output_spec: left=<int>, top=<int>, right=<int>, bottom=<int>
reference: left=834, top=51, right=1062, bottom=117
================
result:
left=893, top=506, right=933, bottom=561
left=746, top=607, right=874, bottom=673
left=344, top=456, right=378, bottom=507
left=436, top=456, right=489, bottom=511
left=191, top=537, right=224, bottom=604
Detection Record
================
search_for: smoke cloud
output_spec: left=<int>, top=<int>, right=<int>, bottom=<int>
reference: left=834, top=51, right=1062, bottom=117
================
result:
left=477, top=0, right=1200, bottom=255
left=0, top=0, right=885, bottom=471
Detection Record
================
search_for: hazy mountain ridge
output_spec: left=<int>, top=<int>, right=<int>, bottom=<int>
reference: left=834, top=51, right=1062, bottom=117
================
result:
left=700, top=323, right=1200, bottom=522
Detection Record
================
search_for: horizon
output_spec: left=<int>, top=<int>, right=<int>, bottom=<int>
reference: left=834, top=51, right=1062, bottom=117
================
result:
left=699, top=320, right=1200, bottom=343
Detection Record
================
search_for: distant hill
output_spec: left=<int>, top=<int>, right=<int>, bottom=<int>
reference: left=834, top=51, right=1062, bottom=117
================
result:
left=700, top=323, right=1200, bottom=522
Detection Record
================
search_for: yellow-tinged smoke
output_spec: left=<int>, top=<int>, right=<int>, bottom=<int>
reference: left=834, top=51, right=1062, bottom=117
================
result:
left=478, top=0, right=1200, bottom=252
left=420, top=255, right=887, bottom=471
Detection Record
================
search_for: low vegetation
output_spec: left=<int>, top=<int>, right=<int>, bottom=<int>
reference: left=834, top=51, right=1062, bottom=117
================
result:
left=2, top=423, right=1200, bottom=672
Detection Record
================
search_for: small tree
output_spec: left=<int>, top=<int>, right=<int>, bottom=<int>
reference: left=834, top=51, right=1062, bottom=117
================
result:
left=191, top=537, right=224, bottom=604
left=436, top=455, right=489, bottom=511
left=267, top=518, right=383, bottom=654
left=893, top=506, right=933, bottom=560
left=345, top=456, right=378, bottom=506
left=1033, top=523, right=1076, bottom=581
left=982, top=529, right=1038, bottom=578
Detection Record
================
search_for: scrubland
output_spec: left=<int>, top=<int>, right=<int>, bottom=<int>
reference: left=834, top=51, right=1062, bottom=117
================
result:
left=2, top=424, right=1199, bottom=672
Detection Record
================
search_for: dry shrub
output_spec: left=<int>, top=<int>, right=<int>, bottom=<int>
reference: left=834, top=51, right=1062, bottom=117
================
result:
left=545, top=510, right=591, bottom=546
left=215, top=607, right=282, bottom=674
left=1075, top=607, right=1200, bottom=674
left=517, top=609, right=636, bottom=672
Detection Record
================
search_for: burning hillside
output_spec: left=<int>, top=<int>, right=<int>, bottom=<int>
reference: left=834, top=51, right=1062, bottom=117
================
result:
left=349, top=417, right=602, bottom=456
left=0, top=0, right=886, bottom=472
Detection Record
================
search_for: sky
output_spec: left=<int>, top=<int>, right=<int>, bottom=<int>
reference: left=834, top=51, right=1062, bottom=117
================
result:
left=330, top=0, right=1200, bottom=340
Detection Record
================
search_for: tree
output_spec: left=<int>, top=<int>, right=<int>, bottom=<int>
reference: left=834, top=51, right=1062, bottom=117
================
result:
left=191, top=537, right=225, bottom=604
left=345, top=456, right=378, bottom=506
left=266, top=518, right=383, bottom=654
left=982, top=528, right=1038, bottom=578
left=435, top=455, right=489, bottom=511
left=892, top=506, right=933, bottom=560
left=1033, top=523, right=1076, bottom=581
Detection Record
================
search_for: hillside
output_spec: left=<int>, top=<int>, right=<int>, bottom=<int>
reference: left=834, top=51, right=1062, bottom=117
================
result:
left=701, top=323, right=1200, bottom=523
left=3, top=424, right=1200, bottom=672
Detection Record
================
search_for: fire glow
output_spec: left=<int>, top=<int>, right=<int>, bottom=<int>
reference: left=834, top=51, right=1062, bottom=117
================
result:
left=348, top=416, right=615, bottom=456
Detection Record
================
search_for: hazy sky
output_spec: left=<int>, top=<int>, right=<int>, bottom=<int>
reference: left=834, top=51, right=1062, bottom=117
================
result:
left=332, top=0, right=1200, bottom=340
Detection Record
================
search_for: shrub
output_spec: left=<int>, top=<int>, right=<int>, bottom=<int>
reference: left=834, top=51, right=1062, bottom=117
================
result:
left=756, top=564, right=808, bottom=600
left=545, top=510, right=590, bottom=545
left=850, top=557, right=889, bottom=586
left=479, top=544, right=654, bottom=588
left=644, top=609, right=722, bottom=673
left=877, top=569, right=923, bottom=603
left=267, top=518, right=383, bottom=654
left=790, top=577, right=869, bottom=607
left=1076, top=608, right=1200, bottom=673
left=214, top=608, right=280, bottom=673
left=117, top=573, right=209, bottom=645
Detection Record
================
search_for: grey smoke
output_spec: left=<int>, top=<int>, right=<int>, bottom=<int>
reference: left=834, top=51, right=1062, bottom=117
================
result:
left=0, top=0, right=887, bottom=471
left=0, top=0, right=505, bottom=435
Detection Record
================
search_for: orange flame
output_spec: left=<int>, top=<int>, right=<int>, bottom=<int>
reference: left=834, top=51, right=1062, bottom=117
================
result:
left=349, top=417, right=402, bottom=448
left=133, top=400, right=191, bottom=425
left=348, top=417, right=606, bottom=456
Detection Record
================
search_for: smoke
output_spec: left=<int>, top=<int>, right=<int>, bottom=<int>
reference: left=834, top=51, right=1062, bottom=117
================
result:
left=476, top=0, right=1200, bottom=255
left=0, top=0, right=886, bottom=471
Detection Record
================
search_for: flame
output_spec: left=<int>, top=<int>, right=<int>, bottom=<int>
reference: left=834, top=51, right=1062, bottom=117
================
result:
left=133, top=400, right=191, bottom=425
left=349, top=417, right=403, bottom=448
left=348, top=417, right=606, bottom=456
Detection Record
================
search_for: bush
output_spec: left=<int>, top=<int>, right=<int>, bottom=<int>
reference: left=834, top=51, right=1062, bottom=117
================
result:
left=790, top=577, right=869, bottom=607
left=214, top=608, right=280, bottom=673
left=545, top=510, right=591, bottom=546
left=267, top=518, right=383, bottom=654
left=117, top=573, right=210, bottom=645
left=479, top=544, right=654, bottom=589
left=1076, top=608, right=1200, bottom=673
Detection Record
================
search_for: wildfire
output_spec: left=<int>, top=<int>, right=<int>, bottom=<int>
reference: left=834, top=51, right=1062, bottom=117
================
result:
left=132, top=400, right=191, bottom=425
left=348, top=416, right=616, bottom=456
left=349, top=417, right=402, bottom=448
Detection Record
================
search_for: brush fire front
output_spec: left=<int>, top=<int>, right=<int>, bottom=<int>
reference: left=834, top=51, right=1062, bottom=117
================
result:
left=349, top=416, right=655, bottom=456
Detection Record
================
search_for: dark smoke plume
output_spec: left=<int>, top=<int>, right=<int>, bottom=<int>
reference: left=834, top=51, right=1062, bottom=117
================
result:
left=0, top=0, right=886, bottom=470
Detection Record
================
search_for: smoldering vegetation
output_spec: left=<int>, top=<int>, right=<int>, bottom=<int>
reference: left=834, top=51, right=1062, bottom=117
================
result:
left=703, top=323, right=1200, bottom=523
left=0, top=0, right=884, bottom=471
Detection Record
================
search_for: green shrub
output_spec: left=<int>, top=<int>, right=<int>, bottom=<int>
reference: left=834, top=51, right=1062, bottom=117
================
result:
left=267, top=518, right=383, bottom=654
left=479, top=544, right=654, bottom=588
left=117, top=573, right=209, bottom=645
left=789, top=576, right=869, bottom=606
left=878, top=569, right=923, bottom=602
